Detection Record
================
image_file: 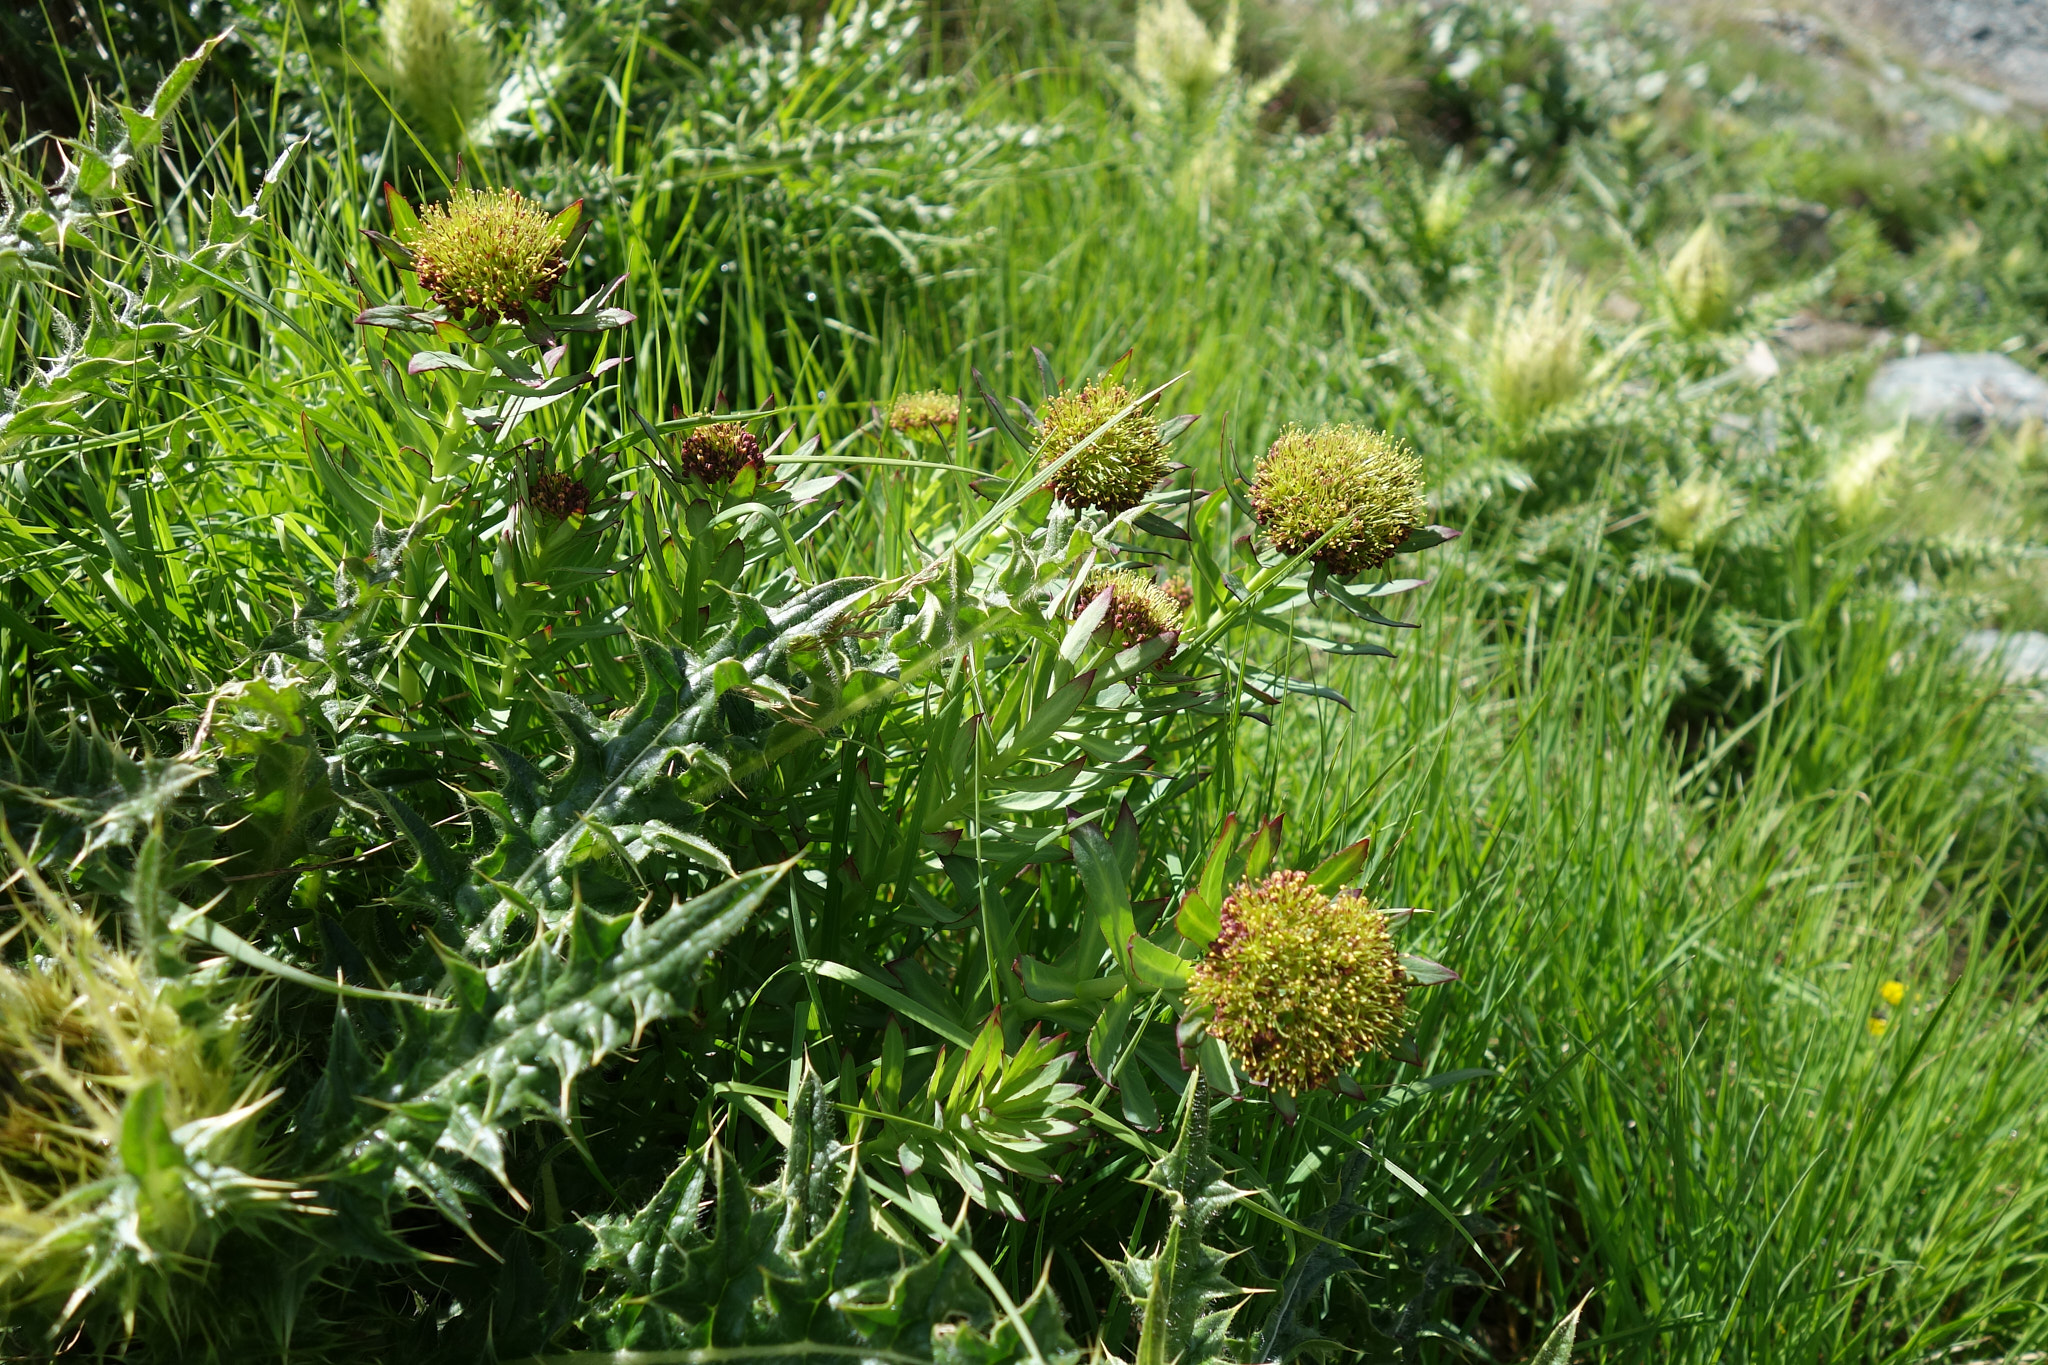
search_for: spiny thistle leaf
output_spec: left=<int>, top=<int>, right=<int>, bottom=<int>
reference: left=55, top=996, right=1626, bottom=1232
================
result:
left=575, top=1069, right=1082, bottom=1362
left=312, top=863, right=792, bottom=1228
left=1110, top=1079, right=1249, bottom=1365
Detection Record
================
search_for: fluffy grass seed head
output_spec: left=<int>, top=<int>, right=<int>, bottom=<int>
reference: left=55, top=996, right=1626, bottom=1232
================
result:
left=673, top=422, right=764, bottom=484
left=1076, top=568, right=1184, bottom=659
left=1251, top=424, right=1426, bottom=576
left=888, top=390, right=962, bottom=437
left=1482, top=273, right=1591, bottom=434
left=407, top=187, right=571, bottom=324
left=1664, top=217, right=1736, bottom=334
left=1034, top=380, right=1172, bottom=515
left=382, top=0, right=493, bottom=149
left=1187, top=870, right=1408, bottom=1093
left=1135, top=0, right=1239, bottom=109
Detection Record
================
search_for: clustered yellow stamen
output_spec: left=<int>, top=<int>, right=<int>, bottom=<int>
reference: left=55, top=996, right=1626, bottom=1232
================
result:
left=888, top=390, right=962, bottom=437
left=672, top=422, right=764, bottom=484
left=407, top=188, right=572, bottom=323
left=1076, top=568, right=1184, bottom=657
left=1187, top=870, right=1408, bottom=1094
left=1034, top=380, right=1172, bottom=514
left=1250, top=424, right=1427, bottom=576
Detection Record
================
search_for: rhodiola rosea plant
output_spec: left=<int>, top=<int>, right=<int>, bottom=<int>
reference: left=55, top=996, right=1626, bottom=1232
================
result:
left=0, top=38, right=1483, bottom=1363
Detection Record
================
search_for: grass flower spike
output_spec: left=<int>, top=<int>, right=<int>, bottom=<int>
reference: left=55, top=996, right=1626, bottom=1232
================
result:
left=887, top=390, right=961, bottom=437
left=673, top=421, right=764, bottom=484
left=1188, top=870, right=1408, bottom=1093
left=1076, top=568, right=1183, bottom=655
left=407, top=187, right=574, bottom=324
left=1251, top=424, right=1426, bottom=575
left=1665, top=218, right=1736, bottom=333
left=1034, top=379, right=1172, bottom=514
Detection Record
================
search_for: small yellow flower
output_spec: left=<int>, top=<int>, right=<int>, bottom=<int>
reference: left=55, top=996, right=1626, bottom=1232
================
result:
left=1879, top=980, right=1906, bottom=1007
left=1867, top=1015, right=1890, bottom=1038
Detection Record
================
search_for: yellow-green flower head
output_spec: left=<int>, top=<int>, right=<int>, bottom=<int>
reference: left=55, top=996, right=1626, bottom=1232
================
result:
left=1034, top=379, right=1172, bottom=515
left=888, top=390, right=962, bottom=437
left=1187, top=870, right=1408, bottom=1094
left=1664, top=218, right=1736, bottom=334
left=407, top=188, right=571, bottom=323
left=673, top=422, right=763, bottom=484
left=1076, top=568, right=1184, bottom=654
left=1250, top=424, right=1426, bottom=576
left=1161, top=574, right=1193, bottom=613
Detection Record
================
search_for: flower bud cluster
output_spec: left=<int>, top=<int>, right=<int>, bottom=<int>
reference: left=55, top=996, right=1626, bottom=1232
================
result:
left=888, top=390, right=962, bottom=437
left=1188, top=869, right=1408, bottom=1093
left=1250, top=424, right=1426, bottom=576
left=408, top=188, right=570, bottom=324
left=673, top=422, right=764, bottom=484
left=1034, top=380, right=1171, bottom=514
left=1075, top=568, right=1184, bottom=654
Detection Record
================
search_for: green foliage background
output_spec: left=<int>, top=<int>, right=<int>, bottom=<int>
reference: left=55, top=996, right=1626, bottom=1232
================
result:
left=6, top=0, right=2048, bottom=1360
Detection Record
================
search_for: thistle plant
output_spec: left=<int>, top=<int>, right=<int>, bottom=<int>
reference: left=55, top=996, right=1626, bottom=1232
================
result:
left=1134, top=0, right=1239, bottom=112
left=1251, top=424, right=1428, bottom=575
left=381, top=0, right=493, bottom=150
left=1185, top=870, right=1408, bottom=1093
left=1664, top=217, right=1737, bottom=334
left=887, top=389, right=962, bottom=438
left=1481, top=271, right=1591, bottom=435
left=1034, top=377, right=1172, bottom=514
left=1828, top=429, right=1908, bottom=524
left=1654, top=471, right=1735, bottom=552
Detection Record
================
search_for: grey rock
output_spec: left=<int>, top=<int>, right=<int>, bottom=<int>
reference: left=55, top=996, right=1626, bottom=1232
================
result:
left=1960, top=630, right=2048, bottom=683
left=1866, top=352, right=2048, bottom=428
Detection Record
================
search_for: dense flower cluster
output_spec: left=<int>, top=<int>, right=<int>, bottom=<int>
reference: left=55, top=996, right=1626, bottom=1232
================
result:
left=526, top=470, right=590, bottom=522
left=887, top=390, right=962, bottom=436
left=1187, top=870, right=1408, bottom=1093
left=672, top=422, right=764, bottom=484
left=1075, top=568, right=1183, bottom=657
left=408, top=188, right=571, bottom=323
left=1250, top=424, right=1426, bottom=576
left=1034, top=380, right=1171, bottom=514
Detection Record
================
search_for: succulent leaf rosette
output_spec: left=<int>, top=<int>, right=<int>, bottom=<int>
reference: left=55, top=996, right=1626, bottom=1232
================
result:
left=1187, top=869, right=1409, bottom=1094
left=1034, top=379, right=1172, bottom=514
left=1250, top=423, right=1427, bottom=576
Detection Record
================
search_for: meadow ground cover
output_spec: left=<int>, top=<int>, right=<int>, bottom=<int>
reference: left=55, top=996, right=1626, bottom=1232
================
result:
left=6, top=0, right=2048, bottom=1360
